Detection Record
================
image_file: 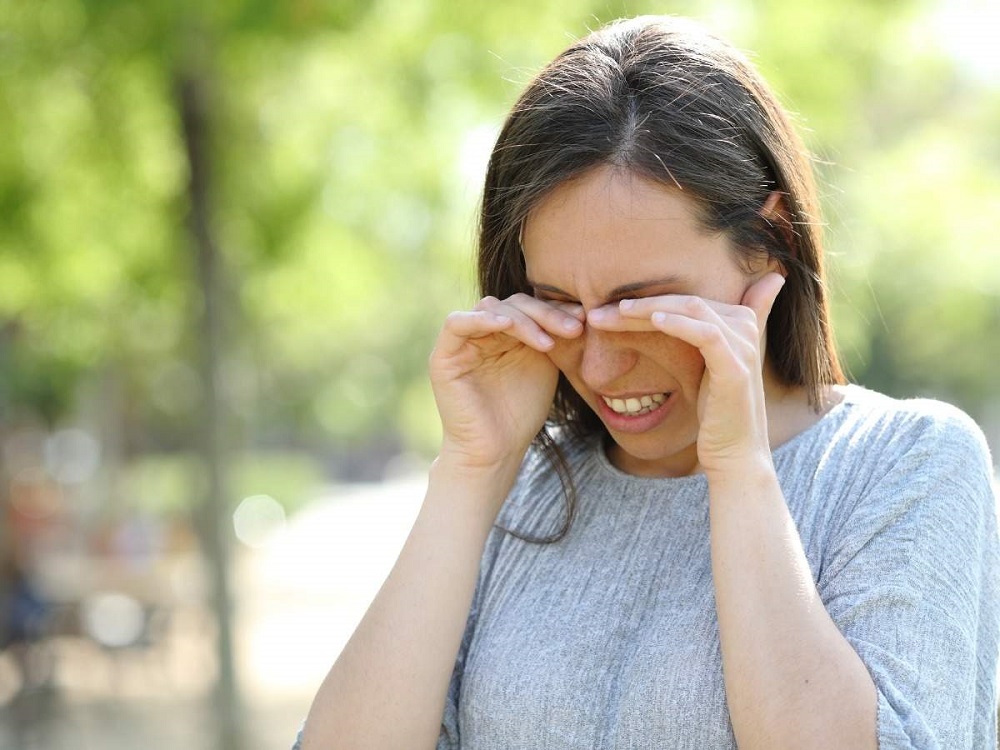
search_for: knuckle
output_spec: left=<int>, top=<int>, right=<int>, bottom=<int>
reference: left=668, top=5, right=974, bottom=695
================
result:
left=734, top=339, right=756, bottom=360
left=704, top=326, right=726, bottom=345
left=683, top=296, right=707, bottom=315
left=475, top=296, right=499, bottom=311
left=734, top=318, right=759, bottom=338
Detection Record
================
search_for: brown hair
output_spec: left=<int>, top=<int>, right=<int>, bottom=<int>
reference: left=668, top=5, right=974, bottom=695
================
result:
left=478, top=16, right=845, bottom=542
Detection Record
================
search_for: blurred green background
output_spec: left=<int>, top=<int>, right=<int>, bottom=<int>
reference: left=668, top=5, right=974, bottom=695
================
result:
left=0, top=0, right=997, bottom=748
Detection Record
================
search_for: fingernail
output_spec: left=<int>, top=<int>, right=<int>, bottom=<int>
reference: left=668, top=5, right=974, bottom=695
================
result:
left=562, top=317, right=581, bottom=330
left=588, top=308, right=607, bottom=323
left=619, top=299, right=634, bottom=310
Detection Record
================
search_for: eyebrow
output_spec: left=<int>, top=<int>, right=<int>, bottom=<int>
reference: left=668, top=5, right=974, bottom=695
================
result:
left=528, top=275, right=687, bottom=305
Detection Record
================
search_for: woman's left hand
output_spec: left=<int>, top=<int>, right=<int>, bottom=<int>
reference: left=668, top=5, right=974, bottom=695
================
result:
left=587, top=272, right=786, bottom=477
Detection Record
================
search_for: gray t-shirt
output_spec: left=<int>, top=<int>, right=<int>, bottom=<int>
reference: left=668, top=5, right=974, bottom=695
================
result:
left=437, top=386, right=1000, bottom=749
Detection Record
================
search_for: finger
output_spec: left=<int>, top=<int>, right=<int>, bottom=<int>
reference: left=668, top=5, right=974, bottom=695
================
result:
left=739, top=272, right=785, bottom=326
left=436, top=310, right=515, bottom=357
left=477, top=296, right=581, bottom=349
left=548, top=300, right=586, bottom=325
left=650, top=312, right=733, bottom=360
left=590, top=295, right=737, bottom=335
left=647, top=312, right=748, bottom=381
left=586, top=304, right=659, bottom=332
left=438, top=305, right=568, bottom=356
left=499, top=293, right=584, bottom=336
left=615, top=294, right=754, bottom=323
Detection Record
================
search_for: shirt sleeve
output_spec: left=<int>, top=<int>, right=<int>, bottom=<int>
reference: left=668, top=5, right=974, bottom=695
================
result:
left=816, top=404, right=1000, bottom=749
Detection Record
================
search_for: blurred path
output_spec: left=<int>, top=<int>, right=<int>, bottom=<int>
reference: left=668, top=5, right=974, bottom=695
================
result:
left=0, top=475, right=426, bottom=750
left=236, top=473, right=425, bottom=702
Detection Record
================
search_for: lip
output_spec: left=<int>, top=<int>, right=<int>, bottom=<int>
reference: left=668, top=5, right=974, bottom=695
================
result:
left=595, top=390, right=676, bottom=434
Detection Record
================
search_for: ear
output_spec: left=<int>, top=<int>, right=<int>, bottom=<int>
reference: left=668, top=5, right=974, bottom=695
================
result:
left=747, top=240, right=788, bottom=281
left=761, top=190, right=784, bottom=218
left=760, top=190, right=796, bottom=265
left=763, top=254, right=787, bottom=279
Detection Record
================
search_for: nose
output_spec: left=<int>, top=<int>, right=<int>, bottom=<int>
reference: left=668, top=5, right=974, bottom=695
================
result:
left=577, top=327, right=637, bottom=393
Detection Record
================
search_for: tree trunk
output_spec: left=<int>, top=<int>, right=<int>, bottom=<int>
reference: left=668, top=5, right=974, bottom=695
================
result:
left=176, top=69, right=243, bottom=750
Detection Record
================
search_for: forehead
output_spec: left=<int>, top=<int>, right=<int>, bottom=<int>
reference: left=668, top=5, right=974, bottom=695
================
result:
left=521, top=166, right=735, bottom=292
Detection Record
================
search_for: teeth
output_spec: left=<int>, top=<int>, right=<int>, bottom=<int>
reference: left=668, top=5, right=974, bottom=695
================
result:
left=602, top=392, right=669, bottom=416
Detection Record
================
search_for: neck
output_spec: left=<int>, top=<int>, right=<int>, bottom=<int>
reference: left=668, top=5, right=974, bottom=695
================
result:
left=762, top=362, right=842, bottom=451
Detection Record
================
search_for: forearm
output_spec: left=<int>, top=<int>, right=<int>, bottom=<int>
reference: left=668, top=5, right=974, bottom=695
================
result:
left=300, top=458, right=515, bottom=750
left=707, top=461, right=877, bottom=750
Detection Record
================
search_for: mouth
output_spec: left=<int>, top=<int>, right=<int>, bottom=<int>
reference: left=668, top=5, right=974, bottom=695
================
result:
left=600, top=392, right=670, bottom=417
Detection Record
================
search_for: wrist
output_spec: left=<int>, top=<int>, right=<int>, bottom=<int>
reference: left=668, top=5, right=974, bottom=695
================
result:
left=436, top=441, right=527, bottom=484
left=428, top=450, right=524, bottom=518
left=703, top=451, right=777, bottom=493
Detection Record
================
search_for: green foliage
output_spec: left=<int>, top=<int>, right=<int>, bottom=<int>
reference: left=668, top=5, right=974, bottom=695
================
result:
left=118, top=449, right=324, bottom=515
left=1, top=0, right=997, bottom=473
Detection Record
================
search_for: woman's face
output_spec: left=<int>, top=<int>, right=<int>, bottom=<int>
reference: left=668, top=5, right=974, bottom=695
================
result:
left=521, top=165, right=765, bottom=477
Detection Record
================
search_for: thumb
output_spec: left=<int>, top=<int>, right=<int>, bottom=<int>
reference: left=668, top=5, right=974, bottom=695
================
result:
left=740, top=271, right=786, bottom=326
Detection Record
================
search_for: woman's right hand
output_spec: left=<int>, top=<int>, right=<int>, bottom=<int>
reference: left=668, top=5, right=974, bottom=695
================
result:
left=429, top=293, right=584, bottom=474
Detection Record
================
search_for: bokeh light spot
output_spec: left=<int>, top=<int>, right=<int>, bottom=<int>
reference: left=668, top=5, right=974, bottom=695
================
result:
left=233, top=494, right=287, bottom=548
left=82, top=592, right=146, bottom=649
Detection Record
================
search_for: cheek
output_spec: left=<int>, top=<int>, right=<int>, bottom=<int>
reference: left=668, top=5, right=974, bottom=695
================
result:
left=548, top=331, right=706, bottom=387
left=638, top=332, right=706, bottom=386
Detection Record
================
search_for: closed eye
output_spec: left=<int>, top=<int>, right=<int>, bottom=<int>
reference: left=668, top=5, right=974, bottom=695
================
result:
left=529, top=280, right=687, bottom=306
left=532, top=289, right=579, bottom=305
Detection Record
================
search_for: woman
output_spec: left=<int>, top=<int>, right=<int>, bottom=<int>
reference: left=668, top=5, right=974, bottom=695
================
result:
left=296, top=16, right=999, bottom=749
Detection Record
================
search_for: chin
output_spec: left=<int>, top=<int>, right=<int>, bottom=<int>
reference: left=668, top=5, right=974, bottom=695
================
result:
left=608, top=431, right=700, bottom=477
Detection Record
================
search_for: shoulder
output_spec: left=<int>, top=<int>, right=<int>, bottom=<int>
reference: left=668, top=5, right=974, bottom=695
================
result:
left=803, top=386, right=998, bottom=542
left=809, top=389, right=999, bottom=602
left=782, top=385, right=997, bottom=540
left=833, top=385, right=993, bottom=477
